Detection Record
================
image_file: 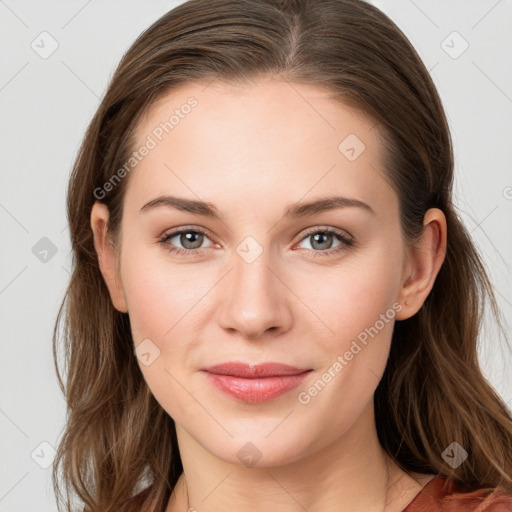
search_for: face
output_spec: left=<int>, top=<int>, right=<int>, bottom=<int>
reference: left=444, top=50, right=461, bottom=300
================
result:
left=94, top=77, right=416, bottom=467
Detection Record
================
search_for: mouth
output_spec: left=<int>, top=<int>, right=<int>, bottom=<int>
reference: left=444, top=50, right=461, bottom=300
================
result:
left=201, top=362, right=312, bottom=403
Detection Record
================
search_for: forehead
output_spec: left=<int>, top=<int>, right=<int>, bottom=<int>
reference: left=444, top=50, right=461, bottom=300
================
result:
left=135, top=77, right=379, bottom=153
left=126, top=77, right=395, bottom=217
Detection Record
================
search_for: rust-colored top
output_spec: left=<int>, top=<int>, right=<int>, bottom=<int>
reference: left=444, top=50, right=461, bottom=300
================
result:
left=403, top=476, right=512, bottom=512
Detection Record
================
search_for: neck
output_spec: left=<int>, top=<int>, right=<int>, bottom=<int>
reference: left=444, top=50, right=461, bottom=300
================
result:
left=166, top=402, right=421, bottom=512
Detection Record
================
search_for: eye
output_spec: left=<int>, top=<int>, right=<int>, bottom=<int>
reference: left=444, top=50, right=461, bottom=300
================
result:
left=159, top=227, right=214, bottom=257
left=159, top=226, right=354, bottom=258
left=295, top=227, right=354, bottom=258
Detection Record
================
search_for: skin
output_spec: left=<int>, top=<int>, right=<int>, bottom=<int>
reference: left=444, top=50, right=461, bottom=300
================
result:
left=91, top=77, right=447, bottom=512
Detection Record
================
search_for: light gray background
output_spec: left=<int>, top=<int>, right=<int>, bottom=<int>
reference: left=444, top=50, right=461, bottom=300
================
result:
left=1, top=1, right=511, bottom=510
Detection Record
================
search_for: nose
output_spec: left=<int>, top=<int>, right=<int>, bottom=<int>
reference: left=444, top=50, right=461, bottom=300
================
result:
left=217, top=246, right=293, bottom=340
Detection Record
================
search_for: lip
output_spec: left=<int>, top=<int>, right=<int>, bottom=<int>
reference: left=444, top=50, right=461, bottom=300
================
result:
left=201, top=362, right=312, bottom=403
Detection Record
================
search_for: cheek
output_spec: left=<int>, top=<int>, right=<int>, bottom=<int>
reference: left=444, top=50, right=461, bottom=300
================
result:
left=121, top=273, right=170, bottom=346
left=306, top=249, right=403, bottom=343
left=298, top=243, right=403, bottom=403
left=120, top=243, right=204, bottom=344
left=119, top=252, right=204, bottom=419
left=292, top=270, right=401, bottom=439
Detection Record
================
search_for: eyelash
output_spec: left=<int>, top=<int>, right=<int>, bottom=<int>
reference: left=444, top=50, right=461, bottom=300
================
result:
left=158, top=226, right=354, bottom=259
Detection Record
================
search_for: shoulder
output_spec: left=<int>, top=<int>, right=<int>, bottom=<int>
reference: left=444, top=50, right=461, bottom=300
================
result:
left=404, top=476, right=512, bottom=512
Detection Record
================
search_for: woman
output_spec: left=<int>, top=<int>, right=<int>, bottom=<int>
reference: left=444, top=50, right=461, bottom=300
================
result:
left=52, top=0, right=512, bottom=511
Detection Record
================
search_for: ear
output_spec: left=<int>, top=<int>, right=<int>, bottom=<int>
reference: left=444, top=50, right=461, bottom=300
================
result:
left=395, top=208, right=447, bottom=320
left=90, top=201, right=128, bottom=313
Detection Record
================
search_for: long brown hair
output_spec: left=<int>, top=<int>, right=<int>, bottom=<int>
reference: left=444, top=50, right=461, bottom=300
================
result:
left=52, top=0, right=512, bottom=510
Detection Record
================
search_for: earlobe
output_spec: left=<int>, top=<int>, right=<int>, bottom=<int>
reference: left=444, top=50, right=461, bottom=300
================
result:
left=395, top=208, right=447, bottom=320
left=90, top=201, right=128, bottom=313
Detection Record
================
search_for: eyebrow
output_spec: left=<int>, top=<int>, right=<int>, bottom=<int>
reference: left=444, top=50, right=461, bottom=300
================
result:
left=139, top=194, right=375, bottom=218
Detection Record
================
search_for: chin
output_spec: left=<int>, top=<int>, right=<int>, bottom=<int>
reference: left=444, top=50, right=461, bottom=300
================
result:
left=191, top=422, right=320, bottom=469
